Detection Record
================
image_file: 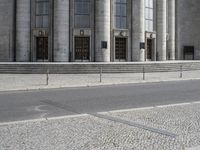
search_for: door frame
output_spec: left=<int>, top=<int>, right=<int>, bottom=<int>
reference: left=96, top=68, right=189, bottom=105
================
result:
left=114, top=36, right=128, bottom=62
left=74, top=36, right=91, bottom=62
left=145, top=38, right=154, bottom=61
left=145, top=32, right=156, bottom=61
left=36, top=37, right=49, bottom=62
left=30, top=0, right=53, bottom=62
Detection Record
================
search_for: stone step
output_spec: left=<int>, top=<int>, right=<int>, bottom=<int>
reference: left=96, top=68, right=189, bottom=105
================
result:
left=0, top=62, right=200, bottom=74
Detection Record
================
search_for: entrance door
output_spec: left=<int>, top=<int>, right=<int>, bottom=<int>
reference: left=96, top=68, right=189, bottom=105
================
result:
left=184, top=46, right=194, bottom=60
left=36, top=37, right=48, bottom=61
left=115, top=37, right=127, bottom=61
left=146, top=39, right=153, bottom=60
left=75, top=37, right=90, bottom=61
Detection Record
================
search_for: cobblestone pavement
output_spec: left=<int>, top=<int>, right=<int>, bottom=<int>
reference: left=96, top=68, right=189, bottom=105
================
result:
left=0, top=70, right=200, bottom=92
left=1, top=102, right=200, bottom=150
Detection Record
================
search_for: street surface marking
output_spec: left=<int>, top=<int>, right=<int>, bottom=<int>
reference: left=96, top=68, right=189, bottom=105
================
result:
left=47, top=114, right=88, bottom=121
left=0, top=118, right=46, bottom=126
left=156, top=103, right=191, bottom=108
left=34, top=105, right=47, bottom=112
left=99, top=101, right=200, bottom=114
left=191, top=101, right=200, bottom=104
left=0, top=101, right=200, bottom=127
left=0, top=114, right=89, bottom=126
left=108, top=107, right=154, bottom=113
left=34, top=105, right=49, bottom=118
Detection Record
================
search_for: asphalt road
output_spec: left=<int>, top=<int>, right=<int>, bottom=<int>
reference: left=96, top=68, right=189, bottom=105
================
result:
left=0, top=80, right=200, bottom=123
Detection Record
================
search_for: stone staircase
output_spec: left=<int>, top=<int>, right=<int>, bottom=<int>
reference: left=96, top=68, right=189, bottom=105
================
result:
left=0, top=61, right=200, bottom=74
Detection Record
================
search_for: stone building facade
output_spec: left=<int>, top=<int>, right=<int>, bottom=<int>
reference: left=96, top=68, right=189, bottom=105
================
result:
left=0, top=0, right=200, bottom=62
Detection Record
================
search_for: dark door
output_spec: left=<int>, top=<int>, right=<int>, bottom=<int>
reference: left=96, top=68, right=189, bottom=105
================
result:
left=36, top=37, right=48, bottom=61
left=75, top=37, right=90, bottom=61
left=146, top=39, right=153, bottom=60
left=115, top=37, right=127, bottom=60
left=184, top=46, right=194, bottom=60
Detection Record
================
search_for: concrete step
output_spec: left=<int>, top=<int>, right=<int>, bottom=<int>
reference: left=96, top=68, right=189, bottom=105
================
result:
left=0, top=62, right=200, bottom=74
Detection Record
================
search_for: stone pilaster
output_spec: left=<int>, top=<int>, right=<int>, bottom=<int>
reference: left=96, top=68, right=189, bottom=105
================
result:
left=157, top=0, right=167, bottom=61
left=95, top=0, right=111, bottom=62
left=132, top=0, right=145, bottom=61
left=54, top=0, right=69, bottom=62
left=168, top=0, right=175, bottom=60
left=16, top=0, right=31, bottom=62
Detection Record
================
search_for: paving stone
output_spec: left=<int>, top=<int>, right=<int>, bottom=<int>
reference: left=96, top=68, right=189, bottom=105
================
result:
left=1, top=103, right=200, bottom=149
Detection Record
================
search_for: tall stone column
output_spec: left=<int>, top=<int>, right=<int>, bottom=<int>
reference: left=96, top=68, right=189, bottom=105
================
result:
left=168, top=0, right=175, bottom=60
left=16, top=0, right=31, bottom=62
left=132, top=0, right=145, bottom=61
left=54, top=0, right=69, bottom=62
left=95, top=0, right=111, bottom=62
left=157, top=0, right=167, bottom=61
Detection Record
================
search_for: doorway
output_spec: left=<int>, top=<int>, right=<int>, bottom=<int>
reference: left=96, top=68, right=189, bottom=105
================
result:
left=75, top=37, right=90, bottom=61
left=184, top=46, right=194, bottom=60
left=36, top=37, right=48, bottom=61
left=146, top=38, right=154, bottom=61
left=115, top=37, right=127, bottom=61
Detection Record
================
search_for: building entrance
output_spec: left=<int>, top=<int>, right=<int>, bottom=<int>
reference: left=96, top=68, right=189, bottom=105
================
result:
left=75, top=37, right=90, bottom=61
left=146, top=38, right=154, bottom=60
left=115, top=37, right=127, bottom=61
left=184, top=46, right=194, bottom=60
left=36, top=37, right=48, bottom=61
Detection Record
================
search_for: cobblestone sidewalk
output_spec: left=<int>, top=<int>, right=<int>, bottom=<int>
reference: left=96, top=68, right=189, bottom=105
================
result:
left=1, top=102, right=200, bottom=149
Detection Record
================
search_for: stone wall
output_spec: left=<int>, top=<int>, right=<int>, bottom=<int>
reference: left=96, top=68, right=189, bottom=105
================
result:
left=177, top=0, right=200, bottom=60
left=0, top=0, right=14, bottom=61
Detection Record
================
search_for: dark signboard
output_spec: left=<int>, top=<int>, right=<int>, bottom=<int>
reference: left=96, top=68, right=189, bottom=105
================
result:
left=140, top=42, right=145, bottom=49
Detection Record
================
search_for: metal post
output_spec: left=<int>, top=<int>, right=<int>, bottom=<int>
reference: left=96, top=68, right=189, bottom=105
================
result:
left=100, top=67, right=102, bottom=83
left=143, top=66, right=145, bottom=80
left=180, top=65, right=183, bottom=78
left=46, top=69, right=49, bottom=85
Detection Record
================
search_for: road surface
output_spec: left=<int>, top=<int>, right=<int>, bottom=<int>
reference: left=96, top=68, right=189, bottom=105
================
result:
left=0, top=80, right=200, bottom=123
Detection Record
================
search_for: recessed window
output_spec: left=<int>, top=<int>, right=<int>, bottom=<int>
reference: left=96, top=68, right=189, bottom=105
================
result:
left=74, top=0, right=90, bottom=28
left=35, top=0, right=49, bottom=28
left=145, top=0, right=154, bottom=31
left=113, top=0, right=127, bottom=29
